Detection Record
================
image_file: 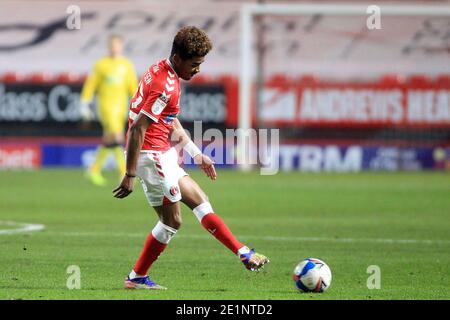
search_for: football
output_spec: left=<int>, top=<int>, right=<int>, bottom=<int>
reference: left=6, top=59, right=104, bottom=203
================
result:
left=293, top=258, right=332, bottom=293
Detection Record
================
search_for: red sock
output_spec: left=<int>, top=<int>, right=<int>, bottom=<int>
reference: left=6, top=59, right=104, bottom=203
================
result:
left=201, top=213, right=244, bottom=254
left=133, top=233, right=167, bottom=275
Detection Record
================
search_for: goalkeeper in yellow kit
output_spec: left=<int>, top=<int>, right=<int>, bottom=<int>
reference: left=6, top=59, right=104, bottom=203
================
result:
left=80, top=35, right=138, bottom=186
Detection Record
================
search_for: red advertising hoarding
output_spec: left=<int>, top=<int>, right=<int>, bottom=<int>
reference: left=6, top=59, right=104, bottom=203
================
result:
left=260, top=79, right=450, bottom=128
left=0, top=145, right=41, bottom=169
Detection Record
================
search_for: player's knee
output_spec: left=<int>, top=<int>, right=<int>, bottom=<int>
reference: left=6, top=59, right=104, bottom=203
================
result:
left=151, top=221, right=178, bottom=244
left=161, top=211, right=182, bottom=230
left=171, top=212, right=183, bottom=229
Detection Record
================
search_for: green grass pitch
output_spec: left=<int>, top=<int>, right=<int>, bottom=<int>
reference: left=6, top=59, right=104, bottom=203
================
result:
left=0, top=169, right=449, bottom=300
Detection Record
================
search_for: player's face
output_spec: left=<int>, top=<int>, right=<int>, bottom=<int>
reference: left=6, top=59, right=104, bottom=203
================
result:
left=174, top=55, right=205, bottom=81
left=109, top=37, right=123, bottom=57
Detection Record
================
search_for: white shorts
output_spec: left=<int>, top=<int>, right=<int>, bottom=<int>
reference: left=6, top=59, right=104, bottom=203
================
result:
left=136, top=147, right=188, bottom=207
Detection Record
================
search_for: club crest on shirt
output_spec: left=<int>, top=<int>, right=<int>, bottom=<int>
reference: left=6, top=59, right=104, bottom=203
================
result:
left=169, top=186, right=179, bottom=196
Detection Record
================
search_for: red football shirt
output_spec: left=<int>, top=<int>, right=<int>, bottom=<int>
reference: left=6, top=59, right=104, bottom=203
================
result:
left=127, top=59, right=180, bottom=152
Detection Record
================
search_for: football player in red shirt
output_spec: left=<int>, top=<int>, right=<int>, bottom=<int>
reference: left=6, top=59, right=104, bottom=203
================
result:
left=113, top=26, right=269, bottom=290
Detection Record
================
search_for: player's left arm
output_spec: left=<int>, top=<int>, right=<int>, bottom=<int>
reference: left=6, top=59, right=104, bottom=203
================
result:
left=80, top=61, right=101, bottom=104
left=172, top=118, right=216, bottom=180
left=79, top=62, right=101, bottom=121
left=113, top=113, right=153, bottom=199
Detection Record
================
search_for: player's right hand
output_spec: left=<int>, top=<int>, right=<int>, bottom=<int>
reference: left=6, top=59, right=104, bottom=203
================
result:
left=194, top=154, right=217, bottom=181
left=79, top=102, right=94, bottom=121
left=113, top=175, right=134, bottom=199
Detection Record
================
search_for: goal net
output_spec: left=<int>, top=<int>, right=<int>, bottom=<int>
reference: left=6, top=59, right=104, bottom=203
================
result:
left=238, top=3, right=450, bottom=172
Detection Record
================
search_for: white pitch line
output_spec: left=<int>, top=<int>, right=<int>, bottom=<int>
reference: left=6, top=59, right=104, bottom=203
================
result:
left=261, top=235, right=450, bottom=245
left=0, top=221, right=45, bottom=235
left=42, top=231, right=450, bottom=245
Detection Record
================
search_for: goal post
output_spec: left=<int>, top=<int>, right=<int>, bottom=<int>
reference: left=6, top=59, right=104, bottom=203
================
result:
left=238, top=3, right=450, bottom=171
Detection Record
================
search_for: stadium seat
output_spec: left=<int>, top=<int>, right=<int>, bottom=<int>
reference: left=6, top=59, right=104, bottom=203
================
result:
left=266, top=73, right=293, bottom=87
left=1, top=72, right=25, bottom=83
left=216, top=74, right=238, bottom=85
left=29, top=72, right=55, bottom=83
left=298, top=74, right=319, bottom=86
left=190, top=74, right=214, bottom=84
left=380, top=74, right=405, bottom=86
left=407, top=74, right=431, bottom=87
left=56, top=72, right=81, bottom=84
left=435, top=74, right=450, bottom=87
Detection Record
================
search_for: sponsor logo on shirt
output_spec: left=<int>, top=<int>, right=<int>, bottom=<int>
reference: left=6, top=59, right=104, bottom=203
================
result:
left=151, top=94, right=168, bottom=115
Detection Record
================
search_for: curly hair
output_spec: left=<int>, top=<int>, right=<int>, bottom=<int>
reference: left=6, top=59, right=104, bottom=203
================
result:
left=171, top=26, right=213, bottom=60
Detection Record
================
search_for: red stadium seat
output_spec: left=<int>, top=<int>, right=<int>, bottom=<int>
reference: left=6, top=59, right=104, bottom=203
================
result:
left=380, top=74, right=405, bottom=86
left=56, top=72, right=81, bottom=84
left=190, top=74, right=214, bottom=84
left=298, top=74, right=319, bottom=86
left=1, top=72, right=25, bottom=83
left=266, top=73, right=292, bottom=86
left=407, top=74, right=431, bottom=87
left=435, top=74, right=450, bottom=87
left=216, top=74, right=237, bottom=84
left=29, top=72, right=55, bottom=83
